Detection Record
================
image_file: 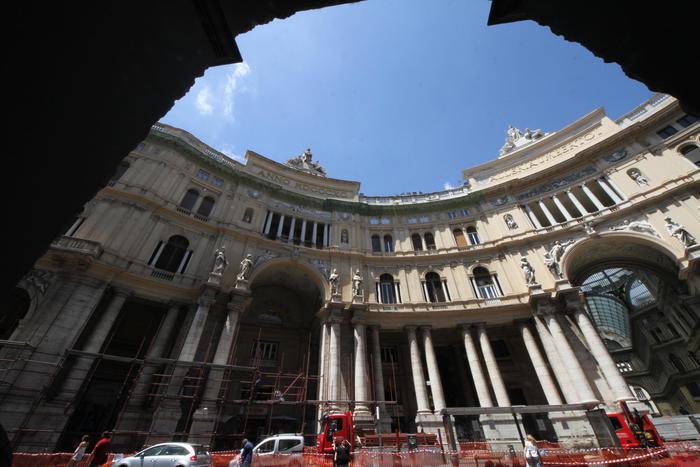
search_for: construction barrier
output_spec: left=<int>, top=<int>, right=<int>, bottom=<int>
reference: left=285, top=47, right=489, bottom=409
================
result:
left=10, top=445, right=700, bottom=466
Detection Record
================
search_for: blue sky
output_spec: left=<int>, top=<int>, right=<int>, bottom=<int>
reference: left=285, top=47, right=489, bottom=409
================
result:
left=161, top=0, right=652, bottom=196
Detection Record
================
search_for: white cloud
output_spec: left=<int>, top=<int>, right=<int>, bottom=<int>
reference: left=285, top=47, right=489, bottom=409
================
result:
left=444, top=181, right=455, bottom=190
left=196, top=87, right=214, bottom=115
left=223, top=62, right=251, bottom=119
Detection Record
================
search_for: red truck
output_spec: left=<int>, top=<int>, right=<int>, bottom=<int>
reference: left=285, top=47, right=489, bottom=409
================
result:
left=316, top=411, right=437, bottom=454
left=606, top=402, right=664, bottom=451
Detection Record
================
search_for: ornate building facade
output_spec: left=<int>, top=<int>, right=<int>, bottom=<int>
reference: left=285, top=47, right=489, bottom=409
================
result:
left=2, top=94, right=699, bottom=452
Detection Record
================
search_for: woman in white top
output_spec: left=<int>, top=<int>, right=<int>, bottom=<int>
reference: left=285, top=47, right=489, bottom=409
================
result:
left=67, top=435, right=89, bottom=466
left=523, top=434, right=542, bottom=467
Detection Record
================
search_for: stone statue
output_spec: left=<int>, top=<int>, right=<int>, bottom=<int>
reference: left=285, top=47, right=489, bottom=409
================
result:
left=506, top=125, right=522, bottom=143
left=212, top=246, right=228, bottom=275
left=665, top=217, right=696, bottom=247
left=237, top=254, right=254, bottom=281
left=329, top=268, right=340, bottom=296
left=286, top=148, right=327, bottom=176
left=628, top=168, right=649, bottom=185
left=520, top=258, right=537, bottom=285
left=352, top=269, right=363, bottom=297
left=609, top=219, right=659, bottom=237
left=543, top=240, right=573, bottom=279
left=504, top=214, right=518, bottom=230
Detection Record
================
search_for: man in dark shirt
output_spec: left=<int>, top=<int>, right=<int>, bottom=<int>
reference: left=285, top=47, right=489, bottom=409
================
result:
left=241, top=438, right=254, bottom=466
left=88, top=432, right=112, bottom=467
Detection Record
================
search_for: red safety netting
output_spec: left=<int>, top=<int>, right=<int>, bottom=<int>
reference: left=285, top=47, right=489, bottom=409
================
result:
left=10, top=445, right=700, bottom=466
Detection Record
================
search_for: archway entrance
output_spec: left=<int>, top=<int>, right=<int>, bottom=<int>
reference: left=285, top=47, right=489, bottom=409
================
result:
left=216, top=262, right=324, bottom=448
left=564, top=235, right=700, bottom=415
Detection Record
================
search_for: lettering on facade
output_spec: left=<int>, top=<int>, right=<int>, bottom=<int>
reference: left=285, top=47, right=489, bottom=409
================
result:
left=257, top=169, right=353, bottom=199
left=488, top=129, right=603, bottom=182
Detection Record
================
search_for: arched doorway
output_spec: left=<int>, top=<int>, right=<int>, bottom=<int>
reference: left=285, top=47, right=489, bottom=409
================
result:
left=563, top=235, right=699, bottom=415
left=215, top=262, right=324, bottom=448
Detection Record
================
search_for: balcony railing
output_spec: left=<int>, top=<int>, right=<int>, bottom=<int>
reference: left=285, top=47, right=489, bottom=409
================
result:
left=51, top=236, right=102, bottom=257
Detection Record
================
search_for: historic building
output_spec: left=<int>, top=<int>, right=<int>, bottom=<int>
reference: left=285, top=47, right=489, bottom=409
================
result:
left=2, top=94, right=699, bottom=452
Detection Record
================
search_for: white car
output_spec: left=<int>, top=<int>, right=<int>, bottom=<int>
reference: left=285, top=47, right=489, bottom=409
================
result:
left=111, top=442, right=211, bottom=467
left=228, top=434, right=304, bottom=467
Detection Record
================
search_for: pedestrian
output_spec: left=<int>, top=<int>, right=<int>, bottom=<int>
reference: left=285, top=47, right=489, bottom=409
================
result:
left=88, top=432, right=112, bottom=467
left=334, top=436, right=351, bottom=467
left=67, top=435, right=89, bottom=466
left=240, top=438, right=253, bottom=467
left=523, top=434, right=542, bottom=467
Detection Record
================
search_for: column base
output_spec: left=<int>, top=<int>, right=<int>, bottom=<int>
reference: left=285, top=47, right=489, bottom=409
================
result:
left=352, top=407, right=375, bottom=431
left=548, top=411, right=597, bottom=449
left=188, top=406, right=217, bottom=445
left=147, top=400, right=185, bottom=445
left=479, top=414, right=523, bottom=452
left=415, top=412, right=445, bottom=436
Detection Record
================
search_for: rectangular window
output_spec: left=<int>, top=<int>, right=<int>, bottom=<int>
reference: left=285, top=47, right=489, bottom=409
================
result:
left=447, top=211, right=457, bottom=219
left=419, top=215, right=430, bottom=223
left=212, top=176, right=224, bottom=187
left=197, top=168, right=210, bottom=181
left=369, top=218, right=380, bottom=225
left=380, top=218, right=391, bottom=225
left=676, top=114, right=699, bottom=128
left=251, top=341, right=278, bottom=361
left=460, top=208, right=470, bottom=217
left=407, top=217, right=418, bottom=224
left=656, top=125, right=678, bottom=139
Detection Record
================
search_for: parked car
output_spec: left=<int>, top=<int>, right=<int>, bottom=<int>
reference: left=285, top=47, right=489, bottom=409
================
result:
left=111, top=442, right=211, bottom=467
left=228, top=434, right=304, bottom=467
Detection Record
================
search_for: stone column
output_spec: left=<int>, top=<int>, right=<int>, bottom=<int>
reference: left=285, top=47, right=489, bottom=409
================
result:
left=328, top=315, right=342, bottom=411
left=566, top=189, right=588, bottom=216
left=533, top=314, right=577, bottom=403
left=538, top=200, right=558, bottom=225
left=311, top=222, right=318, bottom=246
left=421, top=327, right=446, bottom=413
left=353, top=322, right=371, bottom=417
left=370, top=326, right=386, bottom=406
left=460, top=325, right=493, bottom=407
left=188, top=296, right=246, bottom=443
left=406, top=326, right=430, bottom=414
left=178, top=296, right=215, bottom=362
left=477, top=324, right=510, bottom=406
left=288, top=217, right=296, bottom=243
left=83, top=288, right=130, bottom=353
left=518, top=320, right=562, bottom=405
left=300, top=219, right=307, bottom=243
left=275, top=214, right=285, bottom=239
left=524, top=204, right=543, bottom=229
left=597, top=178, right=623, bottom=204
left=581, top=183, right=606, bottom=211
left=544, top=312, right=598, bottom=403
left=263, top=211, right=273, bottom=234
left=573, top=307, right=633, bottom=402
left=552, top=194, right=573, bottom=221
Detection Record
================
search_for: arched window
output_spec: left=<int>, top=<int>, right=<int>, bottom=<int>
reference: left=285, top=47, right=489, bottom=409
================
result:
left=341, top=229, right=349, bottom=244
left=466, top=226, right=480, bottom=245
left=425, top=272, right=447, bottom=303
left=424, top=233, right=436, bottom=250
left=680, top=144, right=700, bottom=167
left=196, top=196, right=215, bottom=217
left=155, top=235, right=189, bottom=272
left=371, top=235, right=381, bottom=253
left=472, top=267, right=500, bottom=299
left=179, top=189, right=199, bottom=211
left=669, top=353, right=686, bottom=373
left=109, top=160, right=130, bottom=183
left=379, top=273, right=397, bottom=304
left=384, top=235, right=394, bottom=253
left=453, top=228, right=467, bottom=247
left=411, top=233, right=423, bottom=251
left=242, top=207, right=254, bottom=223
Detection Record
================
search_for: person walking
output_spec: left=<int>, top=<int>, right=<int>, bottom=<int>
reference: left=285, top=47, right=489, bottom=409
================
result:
left=240, top=438, right=253, bottom=467
left=88, top=432, right=112, bottom=467
left=523, top=434, right=542, bottom=467
left=334, top=437, right=351, bottom=467
left=67, top=435, right=89, bottom=466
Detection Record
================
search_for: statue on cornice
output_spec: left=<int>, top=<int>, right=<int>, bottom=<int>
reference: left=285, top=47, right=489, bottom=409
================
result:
left=286, top=148, right=327, bottom=177
left=665, top=217, right=696, bottom=248
left=520, top=257, right=537, bottom=286
left=352, top=269, right=363, bottom=297
left=609, top=219, right=659, bottom=237
left=212, top=246, right=228, bottom=275
left=499, top=124, right=547, bottom=156
left=329, top=268, right=340, bottom=296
